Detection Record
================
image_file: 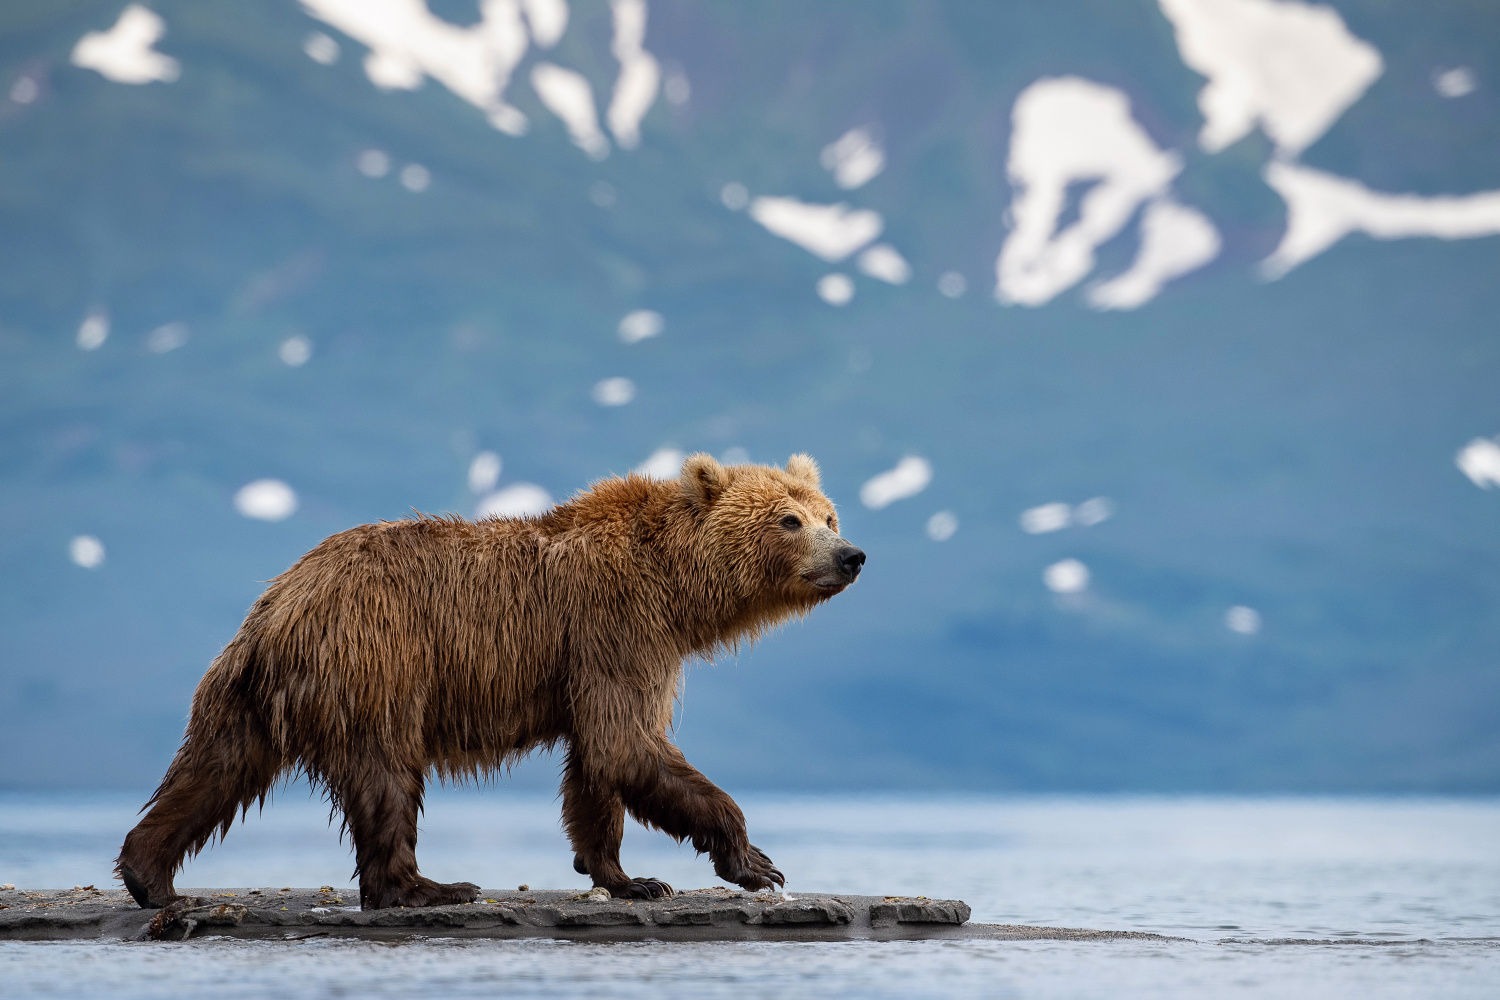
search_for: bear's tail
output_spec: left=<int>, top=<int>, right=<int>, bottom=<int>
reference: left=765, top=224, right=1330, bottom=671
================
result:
left=115, top=636, right=285, bottom=907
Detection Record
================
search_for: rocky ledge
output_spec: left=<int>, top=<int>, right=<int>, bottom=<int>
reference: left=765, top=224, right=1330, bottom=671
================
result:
left=0, top=885, right=986, bottom=942
left=0, top=885, right=1183, bottom=943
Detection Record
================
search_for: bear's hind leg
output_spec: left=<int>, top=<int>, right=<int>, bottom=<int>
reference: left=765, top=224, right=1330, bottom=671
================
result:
left=116, top=724, right=283, bottom=908
left=331, top=757, right=479, bottom=910
left=561, top=750, right=673, bottom=899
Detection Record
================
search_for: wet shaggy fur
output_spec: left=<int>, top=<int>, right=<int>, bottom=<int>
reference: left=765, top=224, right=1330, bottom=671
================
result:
left=116, top=454, right=864, bottom=909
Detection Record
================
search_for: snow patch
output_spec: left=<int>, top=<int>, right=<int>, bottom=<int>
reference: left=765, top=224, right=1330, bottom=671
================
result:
left=1457, top=438, right=1500, bottom=490
left=1433, top=67, right=1476, bottom=98
left=1261, top=161, right=1500, bottom=278
left=720, top=182, right=749, bottom=211
left=279, top=335, right=313, bottom=366
left=606, top=0, right=660, bottom=151
left=816, top=273, right=854, bottom=306
left=235, top=480, right=298, bottom=521
left=69, top=535, right=106, bottom=569
left=400, top=163, right=431, bottom=191
left=1225, top=605, right=1262, bottom=634
left=860, top=456, right=932, bottom=510
left=77, top=311, right=109, bottom=351
left=1156, top=0, right=1382, bottom=157
left=146, top=322, right=188, bottom=354
left=1020, top=502, right=1072, bottom=534
left=749, top=197, right=883, bottom=262
left=820, top=128, right=884, bottom=190
left=633, top=446, right=685, bottom=479
left=303, top=31, right=341, bottom=64
left=1073, top=497, right=1115, bottom=526
left=468, top=451, right=502, bottom=493
left=477, top=483, right=553, bottom=518
left=996, top=78, right=1185, bottom=307
left=618, top=309, right=663, bottom=343
left=1088, top=198, right=1221, bottom=309
left=1044, top=558, right=1090, bottom=594
left=1021, top=498, right=1114, bottom=533
left=10, top=76, right=39, bottom=104
left=532, top=62, right=609, bottom=158
left=72, top=5, right=181, bottom=85
left=301, top=0, right=531, bottom=136
left=520, top=0, right=569, bottom=47
left=357, top=149, right=391, bottom=177
left=857, top=244, right=911, bottom=285
left=592, top=376, right=635, bottom=406
left=926, top=511, right=959, bottom=542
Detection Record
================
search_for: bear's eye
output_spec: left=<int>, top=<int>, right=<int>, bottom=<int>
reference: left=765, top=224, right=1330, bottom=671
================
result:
left=780, top=514, right=802, bottom=531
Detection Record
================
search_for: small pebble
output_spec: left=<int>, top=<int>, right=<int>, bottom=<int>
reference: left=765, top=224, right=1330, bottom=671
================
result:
left=518, top=884, right=529, bottom=891
left=0, top=884, right=14, bottom=891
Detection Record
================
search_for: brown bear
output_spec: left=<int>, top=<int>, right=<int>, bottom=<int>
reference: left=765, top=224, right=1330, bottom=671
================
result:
left=116, top=453, right=864, bottom=909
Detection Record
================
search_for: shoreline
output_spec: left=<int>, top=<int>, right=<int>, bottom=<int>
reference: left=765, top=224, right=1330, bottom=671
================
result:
left=4, top=887, right=1479, bottom=947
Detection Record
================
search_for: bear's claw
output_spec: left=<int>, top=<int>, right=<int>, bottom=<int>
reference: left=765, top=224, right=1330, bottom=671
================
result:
left=118, top=863, right=154, bottom=908
left=715, top=843, right=785, bottom=891
left=613, top=877, right=674, bottom=899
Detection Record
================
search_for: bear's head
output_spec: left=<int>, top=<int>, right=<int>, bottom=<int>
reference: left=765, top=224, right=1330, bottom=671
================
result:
left=679, top=453, right=865, bottom=615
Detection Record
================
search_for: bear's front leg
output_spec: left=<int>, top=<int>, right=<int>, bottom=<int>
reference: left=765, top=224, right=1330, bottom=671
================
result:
left=561, top=750, right=674, bottom=899
left=567, top=674, right=784, bottom=894
left=611, top=739, right=785, bottom=893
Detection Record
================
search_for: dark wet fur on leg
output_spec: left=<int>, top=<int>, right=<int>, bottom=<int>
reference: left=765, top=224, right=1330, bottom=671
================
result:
left=114, top=697, right=283, bottom=909
left=326, top=753, right=482, bottom=910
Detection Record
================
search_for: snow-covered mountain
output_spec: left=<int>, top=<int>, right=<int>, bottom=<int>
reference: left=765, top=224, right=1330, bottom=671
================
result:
left=3, top=0, right=1498, bottom=791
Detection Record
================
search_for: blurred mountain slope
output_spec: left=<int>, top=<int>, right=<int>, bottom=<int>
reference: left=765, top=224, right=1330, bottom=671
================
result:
left=1, top=0, right=1497, bottom=791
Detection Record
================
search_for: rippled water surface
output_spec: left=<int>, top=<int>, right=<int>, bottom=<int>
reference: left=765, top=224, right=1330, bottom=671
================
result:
left=3, top=792, right=1498, bottom=997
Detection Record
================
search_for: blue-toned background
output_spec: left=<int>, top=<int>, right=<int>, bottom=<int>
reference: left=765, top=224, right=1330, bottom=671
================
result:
left=3, top=0, right=1497, bottom=792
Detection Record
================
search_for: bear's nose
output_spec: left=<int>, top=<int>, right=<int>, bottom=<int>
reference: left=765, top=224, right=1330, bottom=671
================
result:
left=835, top=545, right=866, bottom=580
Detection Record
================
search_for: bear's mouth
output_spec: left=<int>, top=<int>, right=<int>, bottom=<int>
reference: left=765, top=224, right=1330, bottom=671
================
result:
left=801, top=572, right=848, bottom=592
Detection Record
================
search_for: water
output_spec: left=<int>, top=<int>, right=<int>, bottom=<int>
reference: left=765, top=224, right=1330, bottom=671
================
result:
left=3, top=791, right=1498, bottom=997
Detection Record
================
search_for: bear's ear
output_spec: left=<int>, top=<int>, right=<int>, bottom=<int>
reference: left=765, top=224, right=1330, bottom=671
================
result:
left=680, top=453, right=729, bottom=510
left=785, top=453, right=820, bottom=488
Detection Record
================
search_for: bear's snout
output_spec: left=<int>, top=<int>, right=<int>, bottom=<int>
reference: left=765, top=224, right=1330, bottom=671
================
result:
left=799, top=531, right=866, bottom=592
left=835, top=545, right=866, bottom=581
